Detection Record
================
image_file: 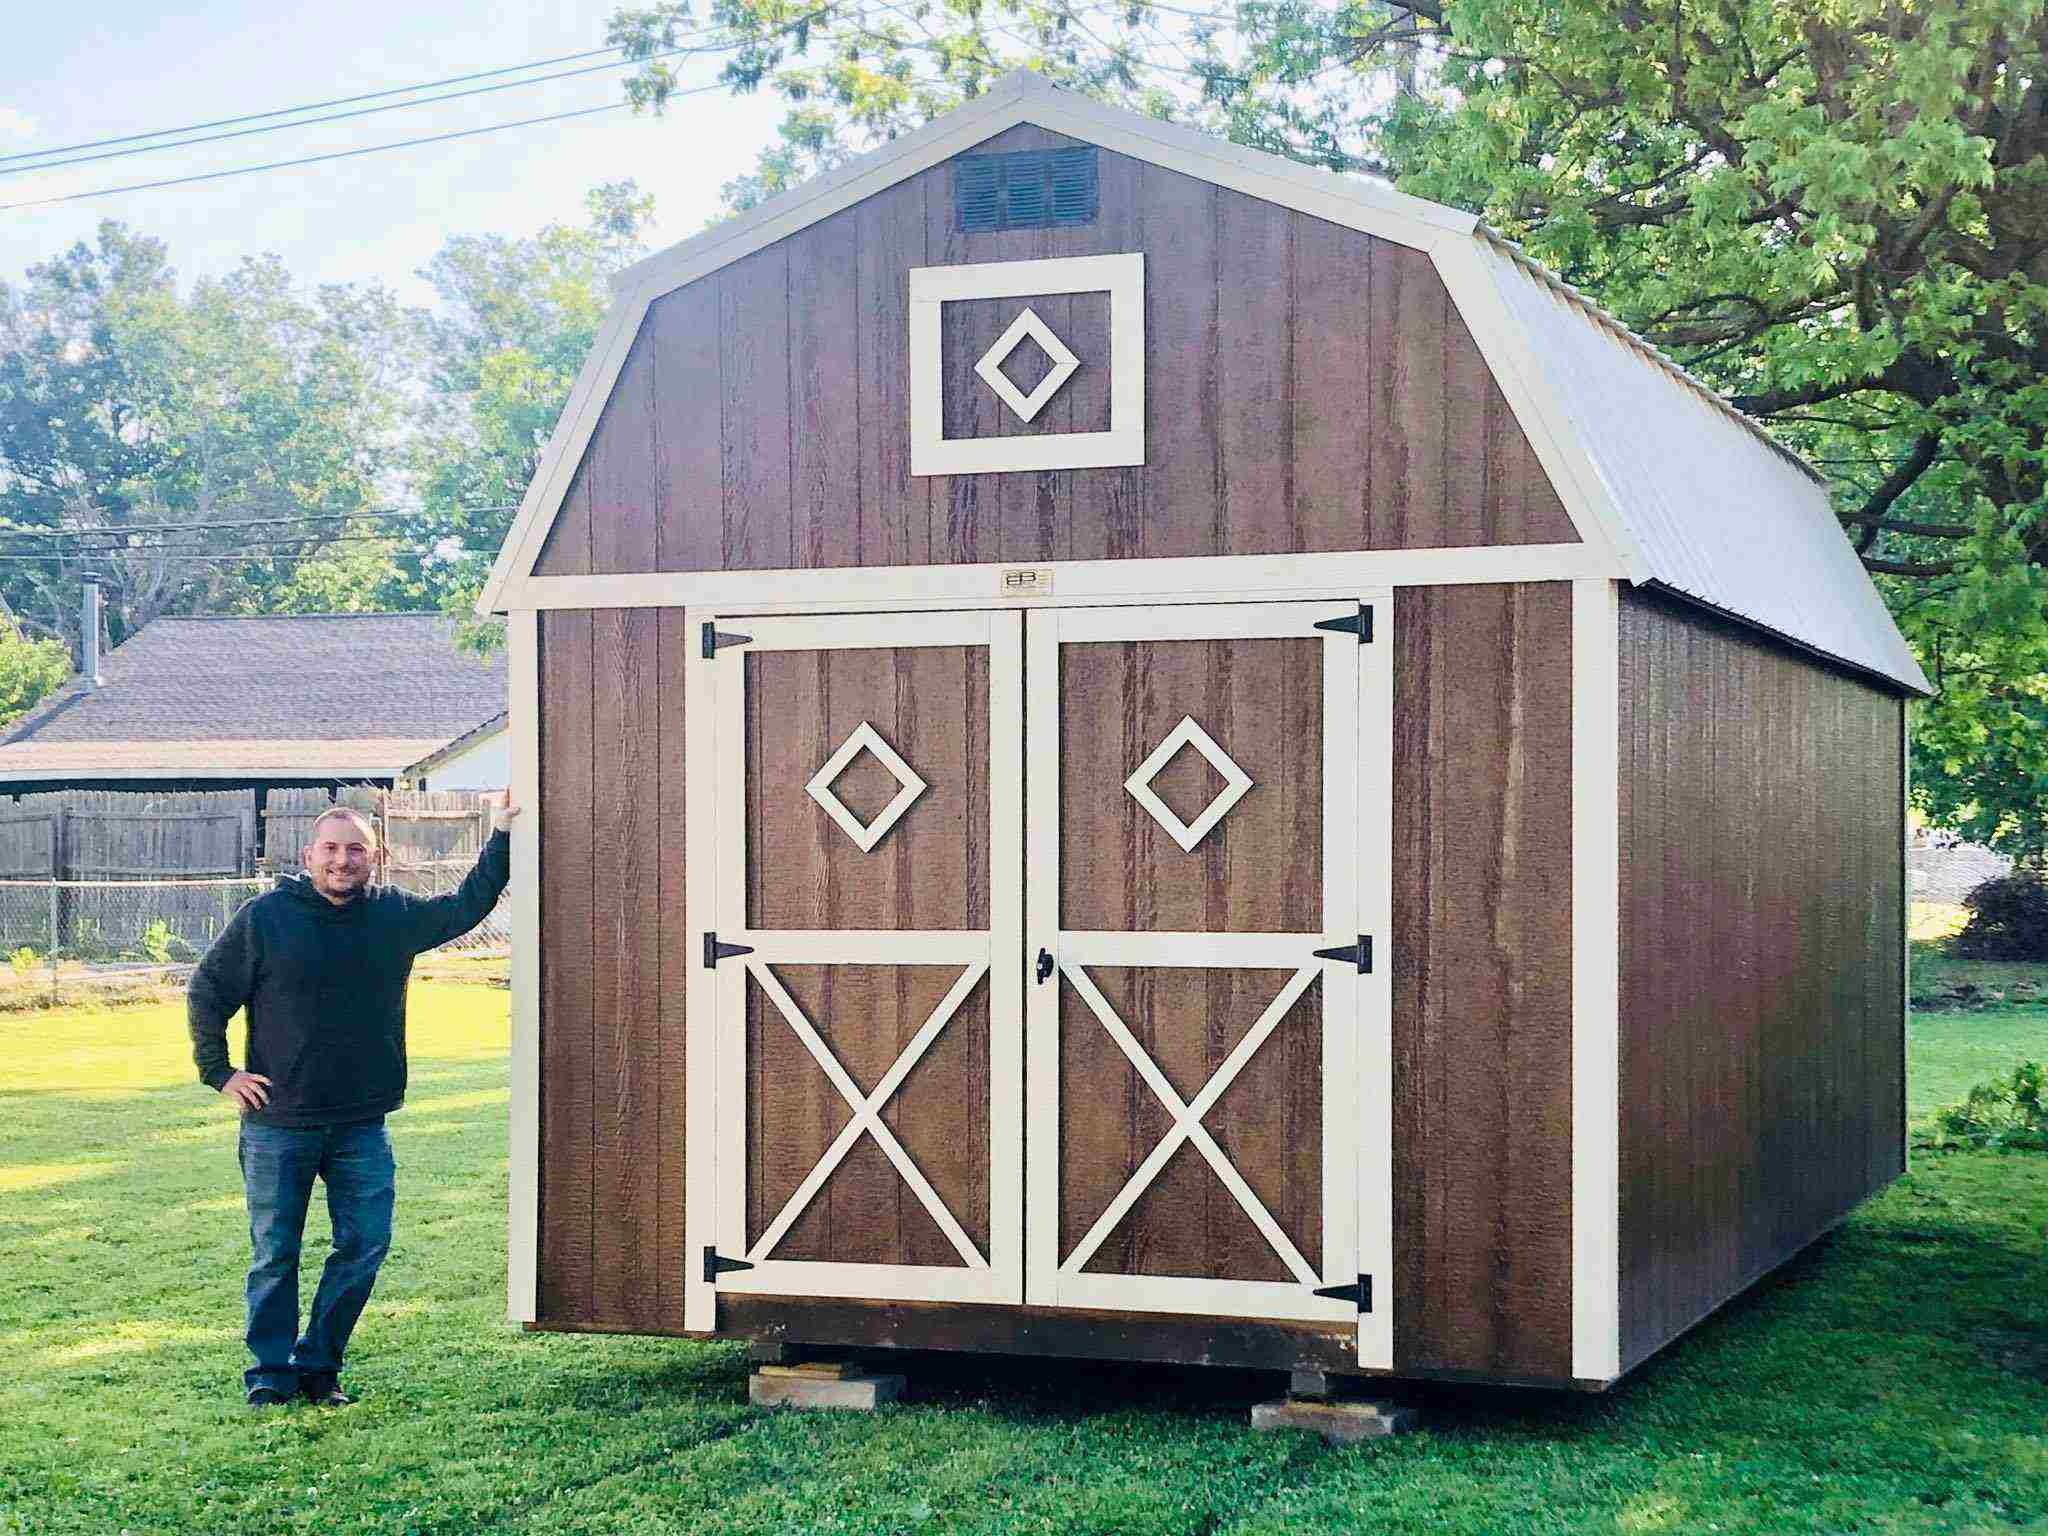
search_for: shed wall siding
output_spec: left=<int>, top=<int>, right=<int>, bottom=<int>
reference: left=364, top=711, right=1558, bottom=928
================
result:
left=1392, top=582, right=1575, bottom=1381
left=534, top=582, right=1581, bottom=1381
left=532, top=124, right=1577, bottom=580
left=1616, top=589, right=1905, bottom=1375
left=536, top=607, right=690, bottom=1333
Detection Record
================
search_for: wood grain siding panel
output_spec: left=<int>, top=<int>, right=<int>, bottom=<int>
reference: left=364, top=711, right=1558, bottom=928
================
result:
left=538, top=601, right=684, bottom=1334
left=719, top=243, right=794, bottom=570
left=653, top=608, right=689, bottom=1328
left=1391, top=583, right=1574, bottom=1381
left=1616, top=589, right=1905, bottom=1375
left=587, top=344, right=662, bottom=1326
left=650, top=285, right=722, bottom=572
left=565, top=133, right=1580, bottom=576
left=855, top=178, right=931, bottom=567
left=538, top=610, right=595, bottom=1323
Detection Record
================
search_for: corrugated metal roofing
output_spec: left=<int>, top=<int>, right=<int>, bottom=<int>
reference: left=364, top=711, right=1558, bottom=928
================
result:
left=1471, top=232, right=1930, bottom=694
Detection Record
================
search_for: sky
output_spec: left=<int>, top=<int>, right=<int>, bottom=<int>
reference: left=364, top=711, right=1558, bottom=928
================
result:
left=0, top=1, right=788, bottom=306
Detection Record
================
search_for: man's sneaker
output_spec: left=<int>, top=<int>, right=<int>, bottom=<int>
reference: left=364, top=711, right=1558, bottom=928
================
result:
left=298, top=1374, right=353, bottom=1407
left=245, top=1387, right=293, bottom=1408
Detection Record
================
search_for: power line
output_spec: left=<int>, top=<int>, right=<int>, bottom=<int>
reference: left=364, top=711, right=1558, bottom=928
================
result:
left=0, top=46, right=628, bottom=166
left=4, top=49, right=700, bottom=180
left=0, top=91, right=716, bottom=211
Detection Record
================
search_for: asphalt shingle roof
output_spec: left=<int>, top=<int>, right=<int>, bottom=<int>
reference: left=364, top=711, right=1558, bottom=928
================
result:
left=0, top=614, right=507, bottom=779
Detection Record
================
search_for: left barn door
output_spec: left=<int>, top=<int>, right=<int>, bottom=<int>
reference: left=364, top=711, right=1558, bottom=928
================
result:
left=687, top=610, right=1023, bottom=1324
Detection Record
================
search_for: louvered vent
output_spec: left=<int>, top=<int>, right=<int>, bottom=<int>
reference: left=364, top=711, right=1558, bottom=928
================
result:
left=955, top=147, right=1099, bottom=232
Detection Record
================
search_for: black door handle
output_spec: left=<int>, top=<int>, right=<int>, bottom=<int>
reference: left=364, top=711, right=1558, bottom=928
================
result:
left=1035, top=948, right=1054, bottom=985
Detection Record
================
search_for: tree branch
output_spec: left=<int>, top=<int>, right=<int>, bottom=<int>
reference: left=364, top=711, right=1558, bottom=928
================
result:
left=1843, top=430, right=1945, bottom=551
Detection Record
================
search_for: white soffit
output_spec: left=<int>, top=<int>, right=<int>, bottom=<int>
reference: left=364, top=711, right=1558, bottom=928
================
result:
left=1464, top=235, right=1930, bottom=695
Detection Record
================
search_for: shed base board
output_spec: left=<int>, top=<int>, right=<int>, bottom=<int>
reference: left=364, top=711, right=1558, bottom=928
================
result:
left=719, top=1295, right=1356, bottom=1374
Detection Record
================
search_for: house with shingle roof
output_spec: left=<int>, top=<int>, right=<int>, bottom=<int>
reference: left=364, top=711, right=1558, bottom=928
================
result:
left=0, top=612, right=507, bottom=797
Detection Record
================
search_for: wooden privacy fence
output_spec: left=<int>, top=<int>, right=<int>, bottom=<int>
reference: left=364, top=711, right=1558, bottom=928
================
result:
left=0, top=787, right=504, bottom=961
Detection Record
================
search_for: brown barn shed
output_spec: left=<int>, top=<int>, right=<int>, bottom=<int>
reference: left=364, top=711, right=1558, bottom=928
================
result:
left=479, top=73, right=1931, bottom=1392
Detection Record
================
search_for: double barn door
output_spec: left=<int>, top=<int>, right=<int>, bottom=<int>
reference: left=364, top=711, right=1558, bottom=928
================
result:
left=685, top=601, right=1390, bottom=1366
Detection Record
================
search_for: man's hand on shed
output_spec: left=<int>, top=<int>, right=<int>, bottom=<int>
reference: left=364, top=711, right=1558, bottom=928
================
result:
left=486, top=790, right=521, bottom=833
left=221, top=1070, right=272, bottom=1112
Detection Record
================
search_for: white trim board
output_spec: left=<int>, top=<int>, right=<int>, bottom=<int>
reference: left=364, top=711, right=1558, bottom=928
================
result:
left=505, top=611, right=540, bottom=1324
left=502, top=543, right=1614, bottom=615
left=909, top=252, right=1144, bottom=474
left=1570, top=578, right=1621, bottom=1382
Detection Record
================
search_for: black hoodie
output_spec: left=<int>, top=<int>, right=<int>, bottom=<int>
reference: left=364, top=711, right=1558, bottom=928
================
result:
left=187, top=830, right=511, bottom=1127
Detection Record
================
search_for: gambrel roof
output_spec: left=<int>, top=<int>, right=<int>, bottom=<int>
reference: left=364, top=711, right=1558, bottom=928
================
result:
left=481, top=70, right=1928, bottom=696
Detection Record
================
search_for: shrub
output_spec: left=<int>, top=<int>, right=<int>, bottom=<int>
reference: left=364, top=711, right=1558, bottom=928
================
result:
left=8, top=945, right=38, bottom=978
left=1950, top=871, right=2048, bottom=961
left=135, top=919, right=192, bottom=965
left=1914, top=1061, right=2048, bottom=1153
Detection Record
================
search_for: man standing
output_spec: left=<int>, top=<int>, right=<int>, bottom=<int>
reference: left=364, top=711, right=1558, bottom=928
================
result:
left=188, top=798, right=516, bottom=1408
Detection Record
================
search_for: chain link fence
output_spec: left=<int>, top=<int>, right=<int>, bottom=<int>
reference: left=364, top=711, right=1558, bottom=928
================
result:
left=0, top=864, right=507, bottom=970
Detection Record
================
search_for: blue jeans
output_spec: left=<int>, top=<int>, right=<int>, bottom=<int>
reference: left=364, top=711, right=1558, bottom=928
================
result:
left=236, top=1118, right=395, bottom=1397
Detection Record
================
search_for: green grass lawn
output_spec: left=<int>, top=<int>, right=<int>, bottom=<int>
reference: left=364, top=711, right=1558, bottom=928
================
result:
left=2, top=988, right=2044, bottom=1535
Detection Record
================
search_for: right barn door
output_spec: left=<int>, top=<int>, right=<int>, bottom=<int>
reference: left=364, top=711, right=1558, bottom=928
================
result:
left=1026, top=600, right=1392, bottom=1368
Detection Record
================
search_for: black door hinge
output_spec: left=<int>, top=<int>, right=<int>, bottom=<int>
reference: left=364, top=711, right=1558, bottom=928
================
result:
left=1312, top=603, right=1373, bottom=643
left=702, top=1247, right=755, bottom=1284
left=703, top=931, right=756, bottom=968
left=701, top=621, right=755, bottom=659
left=1313, top=1273, right=1373, bottom=1313
left=1312, top=936, right=1372, bottom=974
left=1035, top=948, right=1054, bottom=985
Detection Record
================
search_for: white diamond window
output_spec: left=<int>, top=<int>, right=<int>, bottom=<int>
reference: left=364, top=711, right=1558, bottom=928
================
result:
left=973, top=306, right=1080, bottom=424
left=805, top=722, right=928, bottom=852
left=1124, top=715, right=1253, bottom=853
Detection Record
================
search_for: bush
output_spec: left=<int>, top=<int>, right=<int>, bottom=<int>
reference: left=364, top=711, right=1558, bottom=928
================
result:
left=8, top=945, right=38, bottom=978
left=1950, top=871, right=2048, bottom=961
left=1915, top=1061, right=2048, bottom=1153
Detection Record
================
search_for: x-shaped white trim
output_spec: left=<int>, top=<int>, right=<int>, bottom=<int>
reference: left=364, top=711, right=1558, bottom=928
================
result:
left=745, top=960, right=991, bottom=1269
left=1058, top=962, right=1322, bottom=1283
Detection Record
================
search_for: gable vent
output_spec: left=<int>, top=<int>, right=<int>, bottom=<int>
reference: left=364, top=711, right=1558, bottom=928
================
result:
left=955, top=147, right=1099, bottom=233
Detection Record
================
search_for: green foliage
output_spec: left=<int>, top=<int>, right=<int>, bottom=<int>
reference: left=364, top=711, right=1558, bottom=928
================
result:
left=611, top=0, right=2048, bottom=854
left=8, top=945, right=38, bottom=978
left=1916, top=1059, right=2048, bottom=1151
left=1953, top=870, right=2048, bottom=961
left=132, top=918, right=191, bottom=965
left=0, top=614, right=72, bottom=729
left=0, top=224, right=415, bottom=643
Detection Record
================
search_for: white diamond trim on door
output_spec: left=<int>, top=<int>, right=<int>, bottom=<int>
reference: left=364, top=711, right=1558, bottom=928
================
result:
left=973, top=306, right=1081, bottom=424
left=1058, top=962, right=1323, bottom=1285
left=745, top=959, right=992, bottom=1269
left=1123, top=714, right=1254, bottom=852
left=805, top=721, right=928, bottom=852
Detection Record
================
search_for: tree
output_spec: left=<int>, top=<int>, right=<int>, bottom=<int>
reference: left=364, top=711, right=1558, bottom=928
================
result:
left=609, top=0, right=2048, bottom=853
left=0, top=224, right=415, bottom=647
left=409, top=182, right=658, bottom=649
left=0, top=615, right=73, bottom=730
